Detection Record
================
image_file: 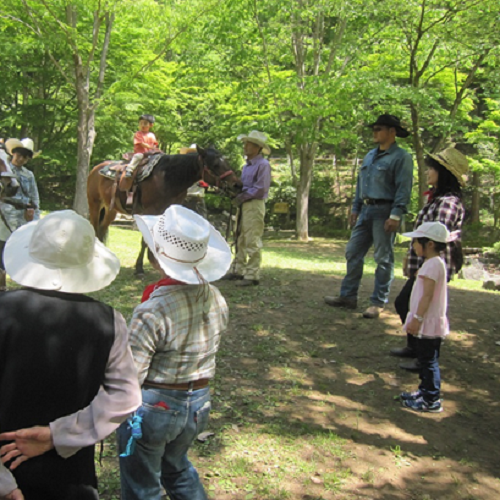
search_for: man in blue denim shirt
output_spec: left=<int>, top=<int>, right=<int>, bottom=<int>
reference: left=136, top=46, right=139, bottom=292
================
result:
left=325, top=115, right=413, bottom=318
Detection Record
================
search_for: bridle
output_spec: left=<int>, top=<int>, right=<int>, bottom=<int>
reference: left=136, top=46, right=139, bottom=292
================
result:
left=198, top=154, right=235, bottom=189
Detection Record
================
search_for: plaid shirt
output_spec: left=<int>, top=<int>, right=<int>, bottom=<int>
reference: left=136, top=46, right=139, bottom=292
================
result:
left=406, top=193, right=465, bottom=279
left=128, top=284, right=228, bottom=385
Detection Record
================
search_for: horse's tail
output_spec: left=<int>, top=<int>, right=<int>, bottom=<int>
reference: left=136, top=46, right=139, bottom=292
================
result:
left=98, top=207, right=109, bottom=243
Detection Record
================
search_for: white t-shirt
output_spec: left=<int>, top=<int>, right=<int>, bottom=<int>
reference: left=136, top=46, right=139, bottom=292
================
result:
left=404, top=256, right=449, bottom=338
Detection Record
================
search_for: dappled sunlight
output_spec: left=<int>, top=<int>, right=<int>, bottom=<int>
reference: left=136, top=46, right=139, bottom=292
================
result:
left=79, top=227, right=500, bottom=499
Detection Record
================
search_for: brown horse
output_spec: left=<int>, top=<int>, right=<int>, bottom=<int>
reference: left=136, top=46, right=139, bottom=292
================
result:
left=87, top=145, right=238, bottom=275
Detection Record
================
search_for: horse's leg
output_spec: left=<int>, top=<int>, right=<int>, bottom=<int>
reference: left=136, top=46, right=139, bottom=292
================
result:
left=99, top=206, right=118, bottom=244
left=135, top=238, right=147, bottom=277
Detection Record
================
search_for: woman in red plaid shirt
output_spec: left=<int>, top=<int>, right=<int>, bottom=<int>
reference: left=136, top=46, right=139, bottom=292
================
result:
left=391, top=147, right=468, bottom=370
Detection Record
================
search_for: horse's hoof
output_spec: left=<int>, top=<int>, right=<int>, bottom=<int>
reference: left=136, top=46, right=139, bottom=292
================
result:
left=135, top=272, right=145, bottom=279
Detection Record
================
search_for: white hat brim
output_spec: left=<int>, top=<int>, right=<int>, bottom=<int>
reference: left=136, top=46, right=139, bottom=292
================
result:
left=134, top=214, right=231, bottom=284
left=4, top=221, right=120, bottom=293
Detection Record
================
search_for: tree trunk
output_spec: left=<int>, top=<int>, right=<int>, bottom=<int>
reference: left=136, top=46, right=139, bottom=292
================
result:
left=470, top=170, right=480, bottom=224
left=410, top=104, right=426, bottom=207
left=73, top=108, right=96, bottom=217
left=295, top=143, right=317, bottom=240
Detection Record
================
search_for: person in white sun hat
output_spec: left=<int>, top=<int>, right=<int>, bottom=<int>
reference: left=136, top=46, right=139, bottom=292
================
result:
left=0, top=210, right=141, bottom=500
left=0, top=138, right=41, bottom=292
left=397, top=221, right=461, bottom=414
left=222, top=130, right=271, bottom=286
left=118, top=204, right=230, bottom=500
left=392, top=147, right=468, bottom=372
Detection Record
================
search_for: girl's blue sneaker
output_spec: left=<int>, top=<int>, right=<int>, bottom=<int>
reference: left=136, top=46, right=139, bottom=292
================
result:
left=402, top=397, right=443, bottom=413
left=399, top=390, right=421, bottom=401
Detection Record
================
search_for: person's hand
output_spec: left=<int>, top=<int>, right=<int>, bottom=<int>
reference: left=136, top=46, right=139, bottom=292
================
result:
left=0, top=426, right=54, bottom=470
left=3, top=488, right=24, bottom=500
left=406, top=317, right=421, bottom=335
left=402, top=255, right=409, bottom=278
left=349, top=213, right=358, bottom=228
left=24, top=209, right=34, bottom=222
left=384, top=218, right=399, bottom=233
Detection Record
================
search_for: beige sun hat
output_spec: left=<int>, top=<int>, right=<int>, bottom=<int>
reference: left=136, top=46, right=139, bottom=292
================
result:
left=429, top=147, right=469, bottom=187
left=4, top=210, right=120, bottom=293
left=134, top=204, right=231, bottom=284
left=5, top=138, right=42, bottom=159
left=237, top=130, right=271, bottom=155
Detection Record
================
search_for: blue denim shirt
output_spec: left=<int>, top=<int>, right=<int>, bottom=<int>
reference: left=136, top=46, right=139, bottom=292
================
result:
left=352, top=143, right=413, bottom=218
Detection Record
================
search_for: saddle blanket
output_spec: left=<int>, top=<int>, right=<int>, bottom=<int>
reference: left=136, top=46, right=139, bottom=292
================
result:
left=99, top=153, right=163, bottom=183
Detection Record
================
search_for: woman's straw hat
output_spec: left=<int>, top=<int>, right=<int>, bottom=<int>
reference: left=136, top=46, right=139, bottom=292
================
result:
left=429, top=147, right=469, bottom=186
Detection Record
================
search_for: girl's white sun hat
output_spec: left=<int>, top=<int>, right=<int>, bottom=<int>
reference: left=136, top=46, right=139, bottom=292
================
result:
left=402, top=221, right=459, bottom=243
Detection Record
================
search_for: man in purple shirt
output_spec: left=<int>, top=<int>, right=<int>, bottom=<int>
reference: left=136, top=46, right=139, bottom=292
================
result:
left=223, top=130, right=271, bottom=286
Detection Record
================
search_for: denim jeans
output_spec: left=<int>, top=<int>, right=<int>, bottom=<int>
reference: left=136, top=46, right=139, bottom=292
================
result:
left=340, top=204, right=395, bottom=306
left=118, top=386, right=211, bottom=500
left=416, top=337, right=442, bottom=403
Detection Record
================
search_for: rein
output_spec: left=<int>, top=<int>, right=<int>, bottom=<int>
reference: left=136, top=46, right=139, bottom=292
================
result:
left=198, top=155, right=234, bottom=188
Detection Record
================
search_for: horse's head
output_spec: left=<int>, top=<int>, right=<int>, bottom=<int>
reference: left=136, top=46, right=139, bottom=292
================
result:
left=197, top=145, right=241, bottom=196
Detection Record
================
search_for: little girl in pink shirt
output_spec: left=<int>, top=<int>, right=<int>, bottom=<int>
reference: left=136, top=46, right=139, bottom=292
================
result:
left=398, top=221, right=460, bottom=413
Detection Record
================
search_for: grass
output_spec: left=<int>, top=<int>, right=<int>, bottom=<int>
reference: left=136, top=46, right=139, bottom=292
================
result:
left=10, top=222, right=497, bottom=499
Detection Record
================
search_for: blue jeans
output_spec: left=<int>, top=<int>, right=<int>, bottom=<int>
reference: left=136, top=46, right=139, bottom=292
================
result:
left=340, top=205, right=395, bottom=306
left=118, top=386, right=211, bottom=500
left=417, top=337, right=442, bottom=403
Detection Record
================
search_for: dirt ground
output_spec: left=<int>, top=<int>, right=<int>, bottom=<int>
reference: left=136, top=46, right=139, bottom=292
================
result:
left=203, top=239, right=500, bottom=500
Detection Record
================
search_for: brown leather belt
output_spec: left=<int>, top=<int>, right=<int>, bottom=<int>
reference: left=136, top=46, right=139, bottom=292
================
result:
left=144, top=378, right=210, bottom=391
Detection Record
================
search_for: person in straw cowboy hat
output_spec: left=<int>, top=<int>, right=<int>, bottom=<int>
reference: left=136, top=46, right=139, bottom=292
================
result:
left=0, top=138, right=41, bottom=292
left=118, top=204, right=230, bottom=500
left=391, top=147, right=468, bottom=372
left=222, top=130, right=271, bottom=286
left=0, top=210, right=141, bottom=500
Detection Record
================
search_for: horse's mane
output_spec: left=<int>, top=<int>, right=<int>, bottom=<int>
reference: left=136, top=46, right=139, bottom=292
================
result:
left=156, top=147, right=220, bottom=186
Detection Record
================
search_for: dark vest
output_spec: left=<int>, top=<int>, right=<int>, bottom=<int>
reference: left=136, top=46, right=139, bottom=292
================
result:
left=0, top=289, right=116, bottom=500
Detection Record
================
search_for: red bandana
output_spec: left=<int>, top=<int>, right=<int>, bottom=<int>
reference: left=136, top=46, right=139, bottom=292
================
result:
left=141, top=278, right=186, bottom=302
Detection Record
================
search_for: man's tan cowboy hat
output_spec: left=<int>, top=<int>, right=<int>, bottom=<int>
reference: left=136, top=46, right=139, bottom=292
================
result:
left=237, top=130, right=271, bottom=155
left=367, top=114, right=410, bottom=138
left=4, top=210, right=120, bottom=293
left=428, top=147, right=469, bottom=187
left=5, top=138, right=42, bottom=159
left=134, top=205, right=231, bottom=284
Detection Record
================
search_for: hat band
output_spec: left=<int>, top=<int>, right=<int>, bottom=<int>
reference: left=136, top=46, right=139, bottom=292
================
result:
left=157, top=247, right=207, bottom=265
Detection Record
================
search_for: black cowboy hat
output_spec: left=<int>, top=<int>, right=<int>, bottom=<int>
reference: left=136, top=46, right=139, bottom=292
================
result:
left=367, top=114, right=410, bottom=138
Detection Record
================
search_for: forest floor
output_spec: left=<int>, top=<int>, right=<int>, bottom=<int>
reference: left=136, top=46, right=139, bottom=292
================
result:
left=94, top=231, right=500, bottom=500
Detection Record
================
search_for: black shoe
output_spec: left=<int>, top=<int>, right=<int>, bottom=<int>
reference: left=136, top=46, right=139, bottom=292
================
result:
left=390, top=346, right=416, bottom=358
left=324, top=296, right=357, bottom=309
left=235, top=279, right=259, bottom=287
left=220, top=273, right=244, bottom=281
left=399, top=359, right=421, bottom=372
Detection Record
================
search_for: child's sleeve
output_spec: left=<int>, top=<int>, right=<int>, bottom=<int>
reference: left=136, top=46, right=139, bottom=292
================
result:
left=417, top=259, right=443, bottom=283
left=133, top=131, right=142, bottom=145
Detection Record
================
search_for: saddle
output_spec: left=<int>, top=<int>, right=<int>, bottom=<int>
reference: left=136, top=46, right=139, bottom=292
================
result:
left=99, top=153, right=163, bottom=208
